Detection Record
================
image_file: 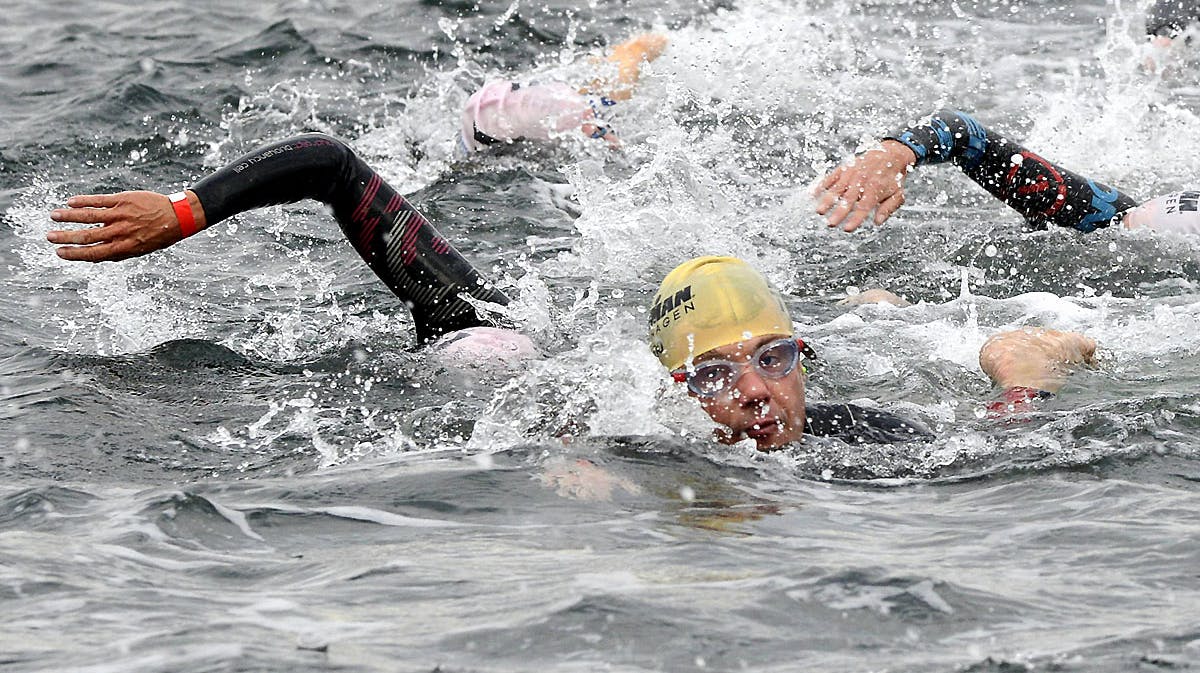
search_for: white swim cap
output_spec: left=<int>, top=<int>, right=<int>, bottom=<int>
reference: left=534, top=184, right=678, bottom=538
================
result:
left=431, top=327, right=537, bottom=368
left=1122, top=191, right=1200, bottom=236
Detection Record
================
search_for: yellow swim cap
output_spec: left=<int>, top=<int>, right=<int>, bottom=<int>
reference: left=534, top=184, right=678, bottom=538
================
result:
left=648, top=256, right=793, bottom=371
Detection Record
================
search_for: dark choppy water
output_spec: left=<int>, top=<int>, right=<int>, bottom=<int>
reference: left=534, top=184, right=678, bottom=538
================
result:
left=4, top=0, right=1200, bottom=671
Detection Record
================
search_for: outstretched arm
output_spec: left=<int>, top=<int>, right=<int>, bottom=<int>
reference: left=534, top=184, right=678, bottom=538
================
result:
left=48, top=134, right=507, bottom=342
left=815, top=109, right=1141, bottom=232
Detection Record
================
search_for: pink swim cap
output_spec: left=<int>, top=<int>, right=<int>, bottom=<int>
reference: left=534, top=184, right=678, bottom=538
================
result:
left=459, top=80, right=593, bottom=153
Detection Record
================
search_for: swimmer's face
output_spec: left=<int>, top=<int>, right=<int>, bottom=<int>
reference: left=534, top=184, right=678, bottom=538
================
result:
left=689, top=334, right=807, bottom=451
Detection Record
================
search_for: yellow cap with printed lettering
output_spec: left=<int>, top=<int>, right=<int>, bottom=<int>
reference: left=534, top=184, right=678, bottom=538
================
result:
left=648, top=256, right=793, bottom=371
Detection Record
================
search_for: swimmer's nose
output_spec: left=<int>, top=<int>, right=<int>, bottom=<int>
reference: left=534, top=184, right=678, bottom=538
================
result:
left=733, top=368, right=770, bottom=406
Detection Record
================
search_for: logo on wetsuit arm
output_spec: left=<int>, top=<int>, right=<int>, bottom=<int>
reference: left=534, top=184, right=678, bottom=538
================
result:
left=1076, top=180, right=1121, bottom=232
left=231, top=138, right=336, bottom=174
left=649, top=285, right=696, bottom=329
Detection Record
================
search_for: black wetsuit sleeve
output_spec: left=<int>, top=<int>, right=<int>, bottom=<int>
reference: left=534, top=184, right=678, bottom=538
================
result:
left=804, top=403, right=933, bottom=444
left=190, top=134, right=508, bottom=343
left=885, top=110, right=1140, bottom=232
left=1147, top=0, right=1200, bottom=36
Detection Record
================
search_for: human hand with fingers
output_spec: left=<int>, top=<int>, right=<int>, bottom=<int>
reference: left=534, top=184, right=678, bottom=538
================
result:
left=48, top=190, right=206, bottom=262
left=584, top=32, right=669, bottom=102
left=814, top=140, right=917, bottom=232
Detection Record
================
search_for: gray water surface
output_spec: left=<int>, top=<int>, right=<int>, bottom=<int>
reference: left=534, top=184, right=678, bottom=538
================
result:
left=4, top=0, right=1200, bottom=671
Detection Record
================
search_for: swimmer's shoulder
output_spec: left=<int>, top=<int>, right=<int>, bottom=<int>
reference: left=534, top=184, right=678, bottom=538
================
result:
left=804, top=402, right=934, bottom=444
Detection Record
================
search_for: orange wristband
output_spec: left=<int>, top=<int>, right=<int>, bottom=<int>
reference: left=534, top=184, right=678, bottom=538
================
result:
left=169, top=191, right=198, bottom=237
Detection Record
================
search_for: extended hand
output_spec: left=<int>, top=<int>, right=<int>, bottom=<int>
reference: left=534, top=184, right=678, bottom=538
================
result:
left=979, top=328, right=1097, bottom=393
left=48, top=190, right=205, bottom=262
left=585, top=32, right=669, bottom=102
left=814, top=140, right=916, bottom=232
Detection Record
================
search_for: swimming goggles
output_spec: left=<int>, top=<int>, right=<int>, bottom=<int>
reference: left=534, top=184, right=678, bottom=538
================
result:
left=671, top=337, right=815, bottom=398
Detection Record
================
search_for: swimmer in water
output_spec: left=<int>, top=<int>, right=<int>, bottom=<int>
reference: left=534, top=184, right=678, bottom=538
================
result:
left=46, top=31, right=668, bottom=359
left=43, top=136, right=1091, bottom=453
left=649, top=257, right=1097, bottom=451
left=813, top=109, right=1200, bottom=237
left=457, top=32, right=668, bottom=154
left=46, top=134, right=537, bottom=363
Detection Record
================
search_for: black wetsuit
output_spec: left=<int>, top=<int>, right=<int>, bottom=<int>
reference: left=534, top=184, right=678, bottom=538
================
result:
left=886, top=110, right=1140, bottom=232
left=190, top=134, right=506, bottom=343
left=805, top=403, right=933, bottom=444
left=1147, top=0, right=1200, bottom=37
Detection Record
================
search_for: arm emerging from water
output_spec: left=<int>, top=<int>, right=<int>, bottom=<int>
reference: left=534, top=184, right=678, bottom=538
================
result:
left=978, top=327, right=1097, bottom=414
left=979, top=328, right=1096, bottom=393
left=814, top=109, right=1141, bottom=233
left=47, top=134, right=507, bottom=342
left=838, top=291, right=1097, bottom=412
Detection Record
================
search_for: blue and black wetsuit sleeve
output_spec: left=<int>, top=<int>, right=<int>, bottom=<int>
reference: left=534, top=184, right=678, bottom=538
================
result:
left=190, top=134, right=508, bottom=343
left=1146, top=0, right=1200, bottom=37
left=885, top=110, right=1140, bottom=232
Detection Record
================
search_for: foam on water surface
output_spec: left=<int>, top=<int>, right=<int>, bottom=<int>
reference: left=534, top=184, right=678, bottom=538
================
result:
left=6, top=0, right=1200, bottom=671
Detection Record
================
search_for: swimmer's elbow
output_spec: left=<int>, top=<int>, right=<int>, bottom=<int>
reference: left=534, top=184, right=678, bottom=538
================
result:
left=274, top=133, right=365, bottom=203
left=192, top=133, right=364, bottom=226
left=290, top=133, right=359, bottom=173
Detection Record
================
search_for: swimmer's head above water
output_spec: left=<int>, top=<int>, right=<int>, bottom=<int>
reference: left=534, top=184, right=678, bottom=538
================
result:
left=649, top=256, right=814, bottom=450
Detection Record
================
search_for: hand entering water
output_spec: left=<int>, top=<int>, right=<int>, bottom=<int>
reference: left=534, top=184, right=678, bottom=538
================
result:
left=979, top=328, right=1097, bottom=394
left=48, top=190, right=206, bottom=262
left=814, top=140, right=917, bottom=232
left=587, top=32, right=669, bottom=102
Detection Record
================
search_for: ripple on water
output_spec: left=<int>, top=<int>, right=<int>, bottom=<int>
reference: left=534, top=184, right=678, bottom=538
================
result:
left=3, top=0, right=1200, bottom=672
